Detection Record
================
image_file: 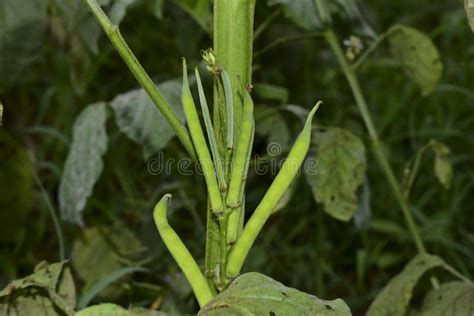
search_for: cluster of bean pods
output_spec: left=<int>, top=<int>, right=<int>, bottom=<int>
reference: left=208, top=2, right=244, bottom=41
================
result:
left=153, top=57, right=321, bottom=306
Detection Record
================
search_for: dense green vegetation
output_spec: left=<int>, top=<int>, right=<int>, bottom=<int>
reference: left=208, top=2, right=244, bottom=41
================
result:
left=1, top=0, right=473, bottom=315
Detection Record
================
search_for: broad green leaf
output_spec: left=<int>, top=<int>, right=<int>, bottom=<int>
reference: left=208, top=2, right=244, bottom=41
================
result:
left=388, top=25, right=443, bottom=95
left=0, top=0, right=48, bottom=83
left=0, top=130, right=34, bottom=243
left=77, top=303, right=165, bottom=316
left=171, top=0, right=212, bottom=33
left=465, top=0, right=474, bottom=32
left=72, top=225, right=146, bottom=301
left=430, top=140, right=453, bottom=190
left=367, top=253, right=445, bottom=316
left=59, top=103, right=108, bottom=225
left=422, top=281, right=474, bottom=315
left=0, top=261, right=76, bottom=316
left=305, top=128, right=366, bottom=221
left=253, top=83, right=289, bottom=104
left=111, top=79, right=184, bottom=159
left=198, top=272, right=351, bottom=315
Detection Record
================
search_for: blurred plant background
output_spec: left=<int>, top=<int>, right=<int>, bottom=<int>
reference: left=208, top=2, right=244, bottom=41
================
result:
left=0, top=0, right=473, bottom=314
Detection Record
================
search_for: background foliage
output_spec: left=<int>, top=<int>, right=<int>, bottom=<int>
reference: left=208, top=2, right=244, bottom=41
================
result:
left=0, top=0, right=473, bottom=314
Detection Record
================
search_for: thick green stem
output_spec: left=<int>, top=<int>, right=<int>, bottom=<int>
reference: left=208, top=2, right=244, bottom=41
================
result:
left=207, top=0, right=256, bottom=289
left=324, top=28, right=426, bottom=254
left=84, top=0, right=196, bottom=160
left=214, top=1, right=256, bottom=141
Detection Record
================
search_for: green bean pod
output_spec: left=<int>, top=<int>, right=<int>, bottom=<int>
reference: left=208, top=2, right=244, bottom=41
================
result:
left=220, top=69, right=234, bottom=150
left=182, top=59, right=224, bottom=214
left=227, top=119, right=254, bottom=244
left=226, top=91, right=255, bottom=208
left=226, top=102, right=321, bottom=278
left=153, top=194, right=213, bottom=307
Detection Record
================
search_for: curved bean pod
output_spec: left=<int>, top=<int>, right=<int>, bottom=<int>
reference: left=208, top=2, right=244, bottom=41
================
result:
left=153, top=194, right=213, bottom=307
left=226, top=91, right=255, bottom=208
left=182, top=59, right=224, bottom=214
left=226, top=102, right=321, bottom=278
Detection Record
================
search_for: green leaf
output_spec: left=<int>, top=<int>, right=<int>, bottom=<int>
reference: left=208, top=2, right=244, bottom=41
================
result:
left=253, top=83, right=289, bottom=104
left=0, top=261, right=76, bottom=316
left=59, top=103, right=108, bottom=225
left=0, top=0, right=48, bottom=82
left=430, top=140, right=453, bottom=190
left=198, top=272, right=351, bottom=315
left=464, top=0, right=474, bottom=32
left=77, top=303, right=165, bottom=316
left=422, top=281, right=474, bottom=315
left=72, top=225, right=146, bottom=301
left=0, top=130, right=34, bottom=243
left=171, top=0, right=212, bottom=33
left=111, top=79, right=184, bottom=159
left=305, top=128, right=366, bottom=221
left=367, top=253, right=445, bottom=316
left=388, top=25, right=443, bottom=95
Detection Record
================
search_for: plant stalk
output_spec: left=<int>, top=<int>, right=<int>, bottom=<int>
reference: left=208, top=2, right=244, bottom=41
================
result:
left=84, top=0, right=196, bottom=160
left=208, top=0, right=256, bottom=289
left=324, top=28, right=426, bottom=254
left=214, top=1, right=256, bottom=141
